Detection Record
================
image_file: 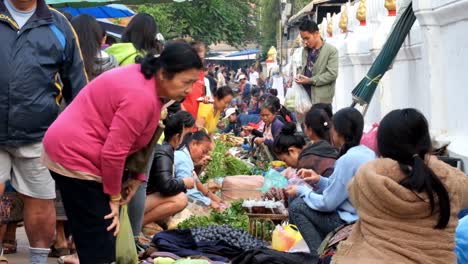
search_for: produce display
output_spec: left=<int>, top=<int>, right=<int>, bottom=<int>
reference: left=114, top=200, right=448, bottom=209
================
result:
left=178, top=201, right=249, bottom=231
left=191, top=224, right=269, bottom=251
left=218, top=134, right=245, bottom=146
left=202, top=141, right=253, bottom=183
left=242, top=199, right=287, bottom=215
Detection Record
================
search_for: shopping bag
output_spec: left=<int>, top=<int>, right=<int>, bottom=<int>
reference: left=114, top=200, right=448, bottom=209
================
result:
left=116, top=205, right=138, bottom=264
left=293, top=82, right=312, bottom=116
left=361, top=123, right=379, bottom=154
left=260, top=169, right=288, bottom=193
left=272, top=224, right=303, bottom=251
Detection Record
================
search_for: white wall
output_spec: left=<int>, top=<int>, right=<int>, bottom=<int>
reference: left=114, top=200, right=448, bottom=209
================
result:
left=311, top=0, right=468, bottom=169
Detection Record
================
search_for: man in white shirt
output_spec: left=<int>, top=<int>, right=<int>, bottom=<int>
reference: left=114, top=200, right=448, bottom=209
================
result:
left=217, top=65, right=226, bottom=88
left=249, top=66, right=259, bottom=87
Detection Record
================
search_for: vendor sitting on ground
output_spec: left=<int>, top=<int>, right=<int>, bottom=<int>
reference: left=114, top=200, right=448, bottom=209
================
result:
left=143, top=111, right=196, bottom=226
left=196, top=86, right=234, bottom=134
left=221, top=108, right=242, bottom=136
left=242, top=98, right=284, bottom=148
left=175, top=131, right=226, bottom=211
left=273, top=109, right=338, bottom=175
left=286, top=107, right=376, bottom=255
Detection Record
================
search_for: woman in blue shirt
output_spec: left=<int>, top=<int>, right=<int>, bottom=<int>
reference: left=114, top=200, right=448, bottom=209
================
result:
left=285, top=107, right=376, bottom=254
left=174, top=131, right=225, bottom=210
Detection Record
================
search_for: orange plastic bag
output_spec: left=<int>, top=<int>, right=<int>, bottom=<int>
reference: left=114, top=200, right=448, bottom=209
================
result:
left=271, top=224, right=303, bottom=251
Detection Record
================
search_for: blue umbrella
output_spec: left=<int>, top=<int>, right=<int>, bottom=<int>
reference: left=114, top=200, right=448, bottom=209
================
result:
left=59, top=4, right=134, bottom=18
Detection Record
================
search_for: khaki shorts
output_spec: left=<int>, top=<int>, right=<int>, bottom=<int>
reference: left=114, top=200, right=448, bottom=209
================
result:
left=0, top=143, right=56, bottom=199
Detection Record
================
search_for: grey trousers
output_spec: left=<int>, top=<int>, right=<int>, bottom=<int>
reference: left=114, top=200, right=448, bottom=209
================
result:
left=288, top=198, right=345, bottom=254
left=127, top=150, right=155, bottom=237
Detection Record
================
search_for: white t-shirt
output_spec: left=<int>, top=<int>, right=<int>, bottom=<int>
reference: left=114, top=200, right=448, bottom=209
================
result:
left=5, top=0, right=36, bottom=29
left=249, top=71, right=259, bottom=86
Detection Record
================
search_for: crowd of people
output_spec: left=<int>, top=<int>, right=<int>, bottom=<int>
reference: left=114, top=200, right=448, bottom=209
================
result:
left=0, top=0, right=467, bottom=263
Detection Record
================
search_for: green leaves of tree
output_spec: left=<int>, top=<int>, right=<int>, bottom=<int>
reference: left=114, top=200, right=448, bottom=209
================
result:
left=138, top=0, right=259, bottom=46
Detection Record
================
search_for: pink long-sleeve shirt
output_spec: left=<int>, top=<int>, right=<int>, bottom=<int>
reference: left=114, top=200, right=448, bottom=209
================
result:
left=43, top=64, right=161, bottom=195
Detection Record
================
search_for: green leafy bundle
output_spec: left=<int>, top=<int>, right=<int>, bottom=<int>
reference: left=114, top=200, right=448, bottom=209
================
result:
left=178, top=201, right=249, bottom=231
left=202, top=142, right=253, bottom=183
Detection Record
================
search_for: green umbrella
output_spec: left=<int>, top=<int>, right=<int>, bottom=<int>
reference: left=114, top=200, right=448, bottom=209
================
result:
left=351, top=2, right=416, bottom=107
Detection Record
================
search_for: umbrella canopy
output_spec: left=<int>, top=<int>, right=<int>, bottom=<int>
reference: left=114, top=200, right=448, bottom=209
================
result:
left=351, top=2, right=416, bottom=106
left=47, top=0, right=175, bottom=7
left=226, top=49, right=259, bottom=57
left=59, top=4, right=134, bottom=18
left=47, top=0, right=116, bottom=8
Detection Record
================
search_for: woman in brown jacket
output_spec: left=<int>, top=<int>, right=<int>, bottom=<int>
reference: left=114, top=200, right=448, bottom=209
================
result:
left=333, top=108, right=468, bottom=264
left=273, top=108, right=338, bottom=175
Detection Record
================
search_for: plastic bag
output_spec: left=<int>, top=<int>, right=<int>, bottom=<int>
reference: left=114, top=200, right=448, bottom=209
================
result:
left=288, top=238, right=310, bottom=253
left=284, top=86, right=297, bottom=111
left=272, top=224, right=303, bottom=251
left=360, top=123, right=379, bottom=154
left=116, top=205, right=138, bottom=264
left=293, top=82, right=312, bottom=115
left=260, top=169, right=288, bottom=193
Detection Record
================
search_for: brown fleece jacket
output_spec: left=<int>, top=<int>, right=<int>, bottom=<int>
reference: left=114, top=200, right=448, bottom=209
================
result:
left=332, top=156, right=468, bottom=264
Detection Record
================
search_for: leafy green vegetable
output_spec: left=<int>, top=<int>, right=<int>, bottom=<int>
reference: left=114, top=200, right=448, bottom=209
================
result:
left=178, top=201, right=249, bottom=231
left=202, top=141, right=253, bottom=183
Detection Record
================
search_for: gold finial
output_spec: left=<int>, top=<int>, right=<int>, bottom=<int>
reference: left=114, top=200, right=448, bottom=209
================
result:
left=339, top=5, right=348, bottom=33
left=266, top=46, right=277, bottom=62
left=385, top=0, right=396, bottom=16
left=356, top=0, right=367, bottom=26
left=326, top=13, right=333, bottom=37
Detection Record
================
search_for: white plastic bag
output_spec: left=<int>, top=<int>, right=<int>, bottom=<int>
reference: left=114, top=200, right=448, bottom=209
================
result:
left=293, top=82, right=312, bottom=116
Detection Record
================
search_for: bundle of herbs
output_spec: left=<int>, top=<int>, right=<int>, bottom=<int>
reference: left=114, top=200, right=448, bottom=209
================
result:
left=202, top=141, right=253, bottom=183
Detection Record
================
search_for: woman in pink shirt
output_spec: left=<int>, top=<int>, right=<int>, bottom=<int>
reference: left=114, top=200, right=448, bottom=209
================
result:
left=42, top=42, right=203, bottom=264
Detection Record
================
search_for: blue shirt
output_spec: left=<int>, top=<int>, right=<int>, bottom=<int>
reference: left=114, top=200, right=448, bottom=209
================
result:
left=456, top=216, right=468, bottom=264
left=174, top=147, right=212, bottom=206
left=297, top=145, right=376, bottom=223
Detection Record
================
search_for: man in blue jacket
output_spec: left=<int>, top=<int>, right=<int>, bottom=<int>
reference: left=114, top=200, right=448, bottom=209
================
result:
left=0, top=0, right=87, bottom=262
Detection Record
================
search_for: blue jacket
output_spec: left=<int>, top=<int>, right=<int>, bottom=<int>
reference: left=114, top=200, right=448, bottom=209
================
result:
left=0, top=0, right=87, bottom=146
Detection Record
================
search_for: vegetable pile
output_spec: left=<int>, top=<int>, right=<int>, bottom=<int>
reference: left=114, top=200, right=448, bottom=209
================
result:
left=178, top=201, right=248, bottom=231
left=202, top=141, right=252, bottom=183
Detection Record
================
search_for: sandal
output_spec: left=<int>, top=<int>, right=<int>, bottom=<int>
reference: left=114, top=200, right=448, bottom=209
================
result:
left=0, top=248, right=8, bottom=263
left=57, top=253, right=79, bottom=264
left=0, top=256, right=8, bottom=264
left=49, top=246, right=71, bottom=258
left=2, top=240, right=16, bottom=255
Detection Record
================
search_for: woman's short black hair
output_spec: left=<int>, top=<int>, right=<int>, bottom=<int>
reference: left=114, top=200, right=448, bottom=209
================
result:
left=178, top=130, right=211, bottom=150
left=138, top=41, right=203, bottom=80
left=164, top=110, right=195, bottom=141
left=378, top=108, right=450, bottom=229
left=214, top=86, right=234, bottom=100
left=260, top=95, right=280, bottom=114
left=332, top=107, right=364, bottom=157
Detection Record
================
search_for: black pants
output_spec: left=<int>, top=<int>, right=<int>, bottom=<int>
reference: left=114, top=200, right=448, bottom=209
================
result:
left=52, top=172, right=116, bottom=264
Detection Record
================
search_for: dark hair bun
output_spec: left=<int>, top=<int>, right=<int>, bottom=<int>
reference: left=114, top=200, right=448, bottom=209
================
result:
left=139, top=53, right=160, bottom=79
left=281, top=122, right=297, bottom=136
